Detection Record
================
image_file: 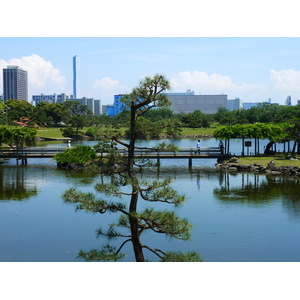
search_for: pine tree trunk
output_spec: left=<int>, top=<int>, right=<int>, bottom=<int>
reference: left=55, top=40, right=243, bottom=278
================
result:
left=291, top=141, right=297, bottom=154
left=127, top=106, right=145, bottom=262
left=129, top=190, right=145, bottom=262
left=264, top=141, right=275, bottom=154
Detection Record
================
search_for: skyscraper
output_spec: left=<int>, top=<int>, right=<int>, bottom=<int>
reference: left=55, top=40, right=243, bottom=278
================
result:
left=73, top=55, right=80, bottom=99
left=285, top=95, right=292, bottom=106
left=3, top=66, right=28, bottom=101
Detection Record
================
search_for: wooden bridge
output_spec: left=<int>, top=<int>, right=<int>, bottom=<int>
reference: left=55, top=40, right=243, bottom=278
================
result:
left=0, top=147, right=230, bottom=165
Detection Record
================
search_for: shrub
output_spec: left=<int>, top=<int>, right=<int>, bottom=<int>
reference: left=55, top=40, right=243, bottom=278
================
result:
left=53, top=145, right=97, bottom=165
left=85, top=127, right=95, bottom=137
left=61, top=127, right=76, bottom=137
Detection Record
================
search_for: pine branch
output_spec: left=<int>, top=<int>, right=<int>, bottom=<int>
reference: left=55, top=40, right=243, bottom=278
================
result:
left=78, top=245, right=125, bottom=262
left=141, top=245, right=165, bottom=259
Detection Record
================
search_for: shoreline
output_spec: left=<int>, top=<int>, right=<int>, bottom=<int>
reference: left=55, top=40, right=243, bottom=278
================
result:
left=217, top=157, right=300, bottom=177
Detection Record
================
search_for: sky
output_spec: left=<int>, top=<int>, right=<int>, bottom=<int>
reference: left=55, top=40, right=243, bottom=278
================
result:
left=2, top=37, right=300, bottom=106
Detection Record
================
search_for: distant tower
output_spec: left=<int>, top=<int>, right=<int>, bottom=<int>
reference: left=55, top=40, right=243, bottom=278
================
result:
left=73, top=55, right=80, bottom=99
left=285, top=95, right=291, bottom=106
left=3, top=65, right=28, bottom=101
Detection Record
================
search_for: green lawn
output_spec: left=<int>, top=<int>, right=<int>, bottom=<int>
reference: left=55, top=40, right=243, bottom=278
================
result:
left=236, top=155, right=300, bottom=167
left=37, top=126, right=217, bottom=139
left=38, top=127, right=65, bottom=138
left=180, top=127, right=216, bottom=136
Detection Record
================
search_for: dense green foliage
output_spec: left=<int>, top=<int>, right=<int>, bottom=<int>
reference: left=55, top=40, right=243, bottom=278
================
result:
left=213, top=122, right=300, bottom=154
left=181, top=109, right=211, bottom=128
left=1, top=99, right=93, bottom=128
left=0, top=125, right=37, bottom=147
left=213, top=123, right=286, bottom=141
left=53, top=145, right=97, bottom=165
left=2, top=98, right=300, bottom=139
left=214, top=104, right=300, bottom=125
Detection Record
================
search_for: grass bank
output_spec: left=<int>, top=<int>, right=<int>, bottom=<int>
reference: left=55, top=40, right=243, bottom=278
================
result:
left=179, top=127, right=216, bottom=136
left=37, top=126, right=217, bottom=139
left=38, top=127, right=65, bottom=139
left=235, top=155, right=300, bottom=168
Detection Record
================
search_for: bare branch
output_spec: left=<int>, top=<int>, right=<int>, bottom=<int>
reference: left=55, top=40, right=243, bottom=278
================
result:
left=116, top=239, right=132, bottom=255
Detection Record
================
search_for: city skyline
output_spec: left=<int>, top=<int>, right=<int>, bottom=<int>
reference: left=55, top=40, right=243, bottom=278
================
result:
left=2, top=37, right=300, bottom=106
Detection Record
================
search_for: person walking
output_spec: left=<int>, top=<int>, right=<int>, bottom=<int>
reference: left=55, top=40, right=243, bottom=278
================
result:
left=195, top=139, right=201, bottom=154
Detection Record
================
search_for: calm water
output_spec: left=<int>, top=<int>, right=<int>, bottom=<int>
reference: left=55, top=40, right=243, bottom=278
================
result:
left=1, top=138, right=300, bottom=262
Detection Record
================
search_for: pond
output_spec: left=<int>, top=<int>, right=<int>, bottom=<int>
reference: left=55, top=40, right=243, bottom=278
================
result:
left=0, top=139, right=300, bottom=262
left=1, top=138, right=300, bottom=262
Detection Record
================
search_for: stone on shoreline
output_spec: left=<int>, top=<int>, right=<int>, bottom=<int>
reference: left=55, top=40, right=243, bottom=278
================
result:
left=218, top=159, right=300, bottom=177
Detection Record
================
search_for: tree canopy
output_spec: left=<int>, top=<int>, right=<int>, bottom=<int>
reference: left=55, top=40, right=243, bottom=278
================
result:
left=0, top=125, right=37, bottom=147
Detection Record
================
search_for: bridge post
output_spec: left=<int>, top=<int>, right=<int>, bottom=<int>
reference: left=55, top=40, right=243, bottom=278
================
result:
left=188, top=158, right=192, bottom=166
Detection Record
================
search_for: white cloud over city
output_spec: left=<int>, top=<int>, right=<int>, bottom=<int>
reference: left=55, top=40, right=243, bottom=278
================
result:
left=0, top=54, right=67, bottom=96
left=169, top=71, right=267, bottom=100
left=270, top=69, right=300, bottom=92
left=2, top=54, right=300, bottom=105
left=90, top=77, right=129, bottom=104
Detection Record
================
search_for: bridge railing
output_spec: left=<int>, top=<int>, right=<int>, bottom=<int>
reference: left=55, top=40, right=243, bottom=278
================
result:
left=104, top=147, right=223, bottom=156
left=0, top=147, right=66, bottom=157
left=0, top=146, right=223, bottom=158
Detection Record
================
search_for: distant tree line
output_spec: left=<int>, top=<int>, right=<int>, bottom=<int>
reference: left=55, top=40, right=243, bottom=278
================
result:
left=214, top=104, right=300, bottom=125
left=1, top=99, right=300, bottom=133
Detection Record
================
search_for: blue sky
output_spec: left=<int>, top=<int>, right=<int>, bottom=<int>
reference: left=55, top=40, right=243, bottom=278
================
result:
left=2, top=37, right=300, bottom=105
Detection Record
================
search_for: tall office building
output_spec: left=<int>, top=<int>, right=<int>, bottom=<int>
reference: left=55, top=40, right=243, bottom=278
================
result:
left=3, top=66, right=28, bottom=101
left=73, top=55, right=80, bottom=99
left=285, top=95, right=292, bottom=106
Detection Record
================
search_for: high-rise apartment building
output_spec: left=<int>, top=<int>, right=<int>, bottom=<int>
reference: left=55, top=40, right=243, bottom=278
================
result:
left=3, top=66, right=28, bottom=101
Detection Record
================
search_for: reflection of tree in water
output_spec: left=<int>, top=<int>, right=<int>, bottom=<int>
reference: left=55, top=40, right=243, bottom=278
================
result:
left=214, top=172, right=300, bottom=216
left=0, top=166, right=38, bottom=201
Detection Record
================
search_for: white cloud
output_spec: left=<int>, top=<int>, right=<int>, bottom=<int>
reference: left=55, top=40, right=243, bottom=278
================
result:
left=93, top=77, right=122, bottom=89
left=270, top=69, right=300, bottom=91
left=0, top=54, right=67, bottom=96
left=170, top=71, right=266, bottom=99
left=90, top=77, right=129, bottom=104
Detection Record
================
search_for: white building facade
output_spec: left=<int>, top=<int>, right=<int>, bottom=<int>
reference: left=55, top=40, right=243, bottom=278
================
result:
left=165, top=92, right=227, bottom=114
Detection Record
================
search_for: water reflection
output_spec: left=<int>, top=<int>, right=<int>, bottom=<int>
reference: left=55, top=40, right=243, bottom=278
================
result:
left=214, top=172, right=300, bottom=215
left=0, top=166, right=38, bottom=201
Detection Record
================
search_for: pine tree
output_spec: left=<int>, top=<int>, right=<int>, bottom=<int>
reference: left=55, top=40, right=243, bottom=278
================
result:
left=62, top=75, right=202, bottom=262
